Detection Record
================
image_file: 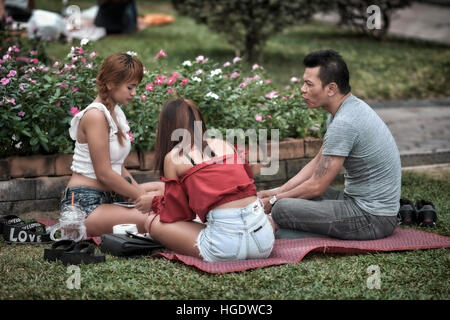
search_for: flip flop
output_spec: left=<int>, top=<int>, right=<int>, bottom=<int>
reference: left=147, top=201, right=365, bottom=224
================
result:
left=0, top=215, right=24, bottom=234
left=3, top=220, right=52, bottom=244
left=44, top=239, right=77, bottom=262
left=61, top=241, right=106, bottom=265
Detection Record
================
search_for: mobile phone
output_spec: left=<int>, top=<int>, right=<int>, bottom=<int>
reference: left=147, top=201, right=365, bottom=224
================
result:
left=113, top=202, right=136, bottom=208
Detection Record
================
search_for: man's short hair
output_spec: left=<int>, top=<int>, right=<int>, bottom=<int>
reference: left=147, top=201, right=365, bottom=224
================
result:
left=303, top=49, right=351, bottom=94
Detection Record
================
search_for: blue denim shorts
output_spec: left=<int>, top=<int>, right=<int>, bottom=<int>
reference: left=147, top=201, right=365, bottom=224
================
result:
left=61, top=186, right=114, bottom=217
left=196, top=199, right=275, bottom=262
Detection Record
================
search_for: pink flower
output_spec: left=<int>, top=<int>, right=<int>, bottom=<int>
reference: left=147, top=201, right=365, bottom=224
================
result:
left=267, top=115, right=272, bottom=120
left=30, top=58, right=38, bottom=64
left=60, top=83, right=67, bottom=88
left=81, top=57, right=86, bottom=63
left=230, top=72, right=240, bottom=79
left=30, top=50, right=37, bottom=55
left=57, top=101, right=61, bottom=107
left=233, top=57, right=242, bottom=64
left=265, top=90, right=279, bottom=99
left=141, top=95, right=147, bottom=101
left=155, top=76, right=166, bottom=85
left=171, top=72, right=181, bottom=78
left=223, top=62, right=231, bottom=67
left=70, top=107, right=80, bottom=116
left=238, top=82, right=247, bottom=88
left=154, top=49, right=168, bottom=60
left=72, top=87, right=78, bottom=92
left=18, top=111, right=25, bottom=117
left=89, top=51, right=98, bottom=59
left=167, top=88, right=177, bottom=95
left=19, top=83, right=25, bottom=91
left=126, top=132, right=134, bottom=142
left=180, top=78, right=189, bottom=86
left=77, top=48, right=84, bottom=55
left=195, top=55, right=208, bottom=63
left=1, top=78, right=10, bottom=85
left=145, top=83, right=154, bottom=91
left=255, top=115, right=263, bottom=122
left=7, top=98, right=16, bottom=105
left=167, top=76, right=176, bottom=85
left=7, top=70, right=17, bottom=77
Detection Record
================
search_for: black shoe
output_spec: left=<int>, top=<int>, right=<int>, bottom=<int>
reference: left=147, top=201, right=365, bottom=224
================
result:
left=398, top=199, right=417, bottom=226
left=415, top=200, right=437, bottom=228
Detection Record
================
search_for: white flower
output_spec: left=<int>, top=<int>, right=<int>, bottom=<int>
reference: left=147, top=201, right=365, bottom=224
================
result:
left=210, top=68, right=222, bottom=77
left=223, top=61, right=231, bottom=67
left=182, top=60, right=192, bottom=67
left=252, top=64, right=260, bottom=70
left=126, top=51, right=138, bottom=56
left=80, top=38, right=89, bottom=46
left=195, top=69, right=203, bottom=75
left=195, top=55, right=205, bottom=62
left=205, top=92, right=219, bottom=100
left=290, top=77, right=299, bottom=83
left=192, top=76, right=202, bottom=82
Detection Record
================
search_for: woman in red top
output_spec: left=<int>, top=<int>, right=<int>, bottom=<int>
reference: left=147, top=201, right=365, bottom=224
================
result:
left=137, top=98, right=275, bottom=262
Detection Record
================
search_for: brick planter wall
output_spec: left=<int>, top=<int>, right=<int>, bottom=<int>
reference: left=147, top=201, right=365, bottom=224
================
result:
left=0, top=139, right=322, bottom=218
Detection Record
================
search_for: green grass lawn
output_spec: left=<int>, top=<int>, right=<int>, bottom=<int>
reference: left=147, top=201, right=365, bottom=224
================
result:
left=1, top=170, right=448, bottom=300
left=35, top=0, right=450, bottom=100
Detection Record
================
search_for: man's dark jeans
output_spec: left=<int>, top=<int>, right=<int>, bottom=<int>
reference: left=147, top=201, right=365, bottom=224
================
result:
left=271, top=187, right=397, bottom=240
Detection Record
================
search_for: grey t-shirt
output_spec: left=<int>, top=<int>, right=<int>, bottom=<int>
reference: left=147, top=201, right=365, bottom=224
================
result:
left=322, top=94, right=401, bottom=216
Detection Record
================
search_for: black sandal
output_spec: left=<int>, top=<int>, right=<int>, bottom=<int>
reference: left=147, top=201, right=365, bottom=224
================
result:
left=61, top=241, right=106, bottom=265
left=44, top=239, right=77, bottom=262
left=3, top=220, right=52, bottom=244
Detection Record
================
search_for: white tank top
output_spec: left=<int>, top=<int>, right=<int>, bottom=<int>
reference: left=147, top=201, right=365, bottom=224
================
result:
left=69, top=102, right=131, bottom=179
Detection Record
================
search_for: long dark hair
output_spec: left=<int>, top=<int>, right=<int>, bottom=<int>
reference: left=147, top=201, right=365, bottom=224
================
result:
left=154, top=98, right=209, bottom=175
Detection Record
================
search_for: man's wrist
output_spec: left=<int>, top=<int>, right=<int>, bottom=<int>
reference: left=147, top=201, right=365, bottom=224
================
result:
left=269, top=194, right=278, bottom=205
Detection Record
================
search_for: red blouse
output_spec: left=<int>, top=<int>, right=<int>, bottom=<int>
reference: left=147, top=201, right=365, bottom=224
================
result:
left=151, top=153, right=256, bottom=223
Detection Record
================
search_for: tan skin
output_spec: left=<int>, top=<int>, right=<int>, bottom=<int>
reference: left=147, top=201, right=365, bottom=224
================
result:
left=68, top=79, right=164, bottom=236
left=258, top=66, right=349, bottom=214
left=142, top=138, right=275, bottom=258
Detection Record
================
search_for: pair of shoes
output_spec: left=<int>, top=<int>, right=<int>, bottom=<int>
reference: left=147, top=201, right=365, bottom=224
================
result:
left=1, top=215, right=52, bottom=244
left=398, top=199, right=437, bottom=227
left=44, top=240, right=106, bottom=265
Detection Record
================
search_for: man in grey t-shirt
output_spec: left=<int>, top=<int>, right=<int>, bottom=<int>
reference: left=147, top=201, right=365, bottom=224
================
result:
left=258, top=49, right=401, bottom=240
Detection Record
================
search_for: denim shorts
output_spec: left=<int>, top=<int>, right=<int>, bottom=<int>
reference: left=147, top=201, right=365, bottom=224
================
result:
left=61, top=186, right=114, bottom=217
left=196, top=199, right=275, bottom=262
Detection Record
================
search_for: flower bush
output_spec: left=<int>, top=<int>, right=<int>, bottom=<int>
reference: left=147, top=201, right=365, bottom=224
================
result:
left=1, top=23, right=326, bottom=158
left=127, top=51, right=327, bottom=151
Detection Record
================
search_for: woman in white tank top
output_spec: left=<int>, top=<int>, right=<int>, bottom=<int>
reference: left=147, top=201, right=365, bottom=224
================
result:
left=62, top=52, right=163, bottom=236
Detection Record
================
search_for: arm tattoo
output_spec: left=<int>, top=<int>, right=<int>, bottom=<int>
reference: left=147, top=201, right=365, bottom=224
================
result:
left=314, top=155, right=333, bottom=177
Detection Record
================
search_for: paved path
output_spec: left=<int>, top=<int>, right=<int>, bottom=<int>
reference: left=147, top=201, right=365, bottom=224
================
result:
left=373, top=104, right=450, bottom=154
left=314, top=1, right=450, bottom=45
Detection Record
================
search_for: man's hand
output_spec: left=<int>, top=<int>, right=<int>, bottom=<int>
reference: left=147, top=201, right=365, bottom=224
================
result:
left=261, top=197, right=272, bottom=214
left=257, top=188, right=277, bottom=199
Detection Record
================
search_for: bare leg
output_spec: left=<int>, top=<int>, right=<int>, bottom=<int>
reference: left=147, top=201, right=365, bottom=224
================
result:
left=85, top=204, right=150, bottom=236
left=145, top=213, right=206, bottom=258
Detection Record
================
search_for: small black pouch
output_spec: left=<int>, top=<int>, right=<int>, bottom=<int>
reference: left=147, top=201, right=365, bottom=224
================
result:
left=100, top=232, right=164, bottom=257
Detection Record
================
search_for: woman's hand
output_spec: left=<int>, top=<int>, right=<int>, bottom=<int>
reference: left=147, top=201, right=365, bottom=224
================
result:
left=134, top=191, right=159, bottom=214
